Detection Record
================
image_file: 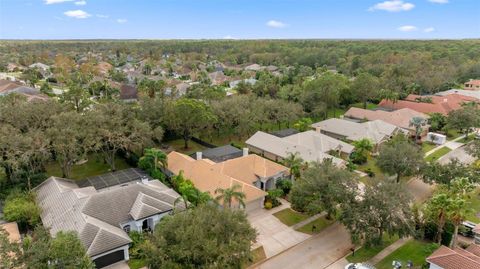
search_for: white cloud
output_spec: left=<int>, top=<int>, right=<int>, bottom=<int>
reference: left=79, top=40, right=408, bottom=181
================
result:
left=45, top=0, right=73, bottom=4
left=428, top=0, right=448, bottom=3
left=223, top=35, right=236, bottom=40
left=116, top=19, right=127, bottom=24
left=266, top=20, right=287, bottom=28
left=397, top=25, right=418, bottom=32
left=96, top=14, right=109, bottom=18
left=369, top=0, right=415, bottom=12
left=64, top=10, right=91, bottom=19
left=424, top=27, right=435, bottom=32
left=74, top=1, right=86, bottom=6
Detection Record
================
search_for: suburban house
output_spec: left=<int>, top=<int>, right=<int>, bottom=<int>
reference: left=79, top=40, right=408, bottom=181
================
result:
left=464, top=79, right=480, bottom=91
left=245, top=130, right=353, bottom=166
left=312, top=118, right=404, bottom=148
left=344, top=107, right=430, bottom=137
left=208, top=71, right=229, bottom=85
left=426, top=245, right=480, bottom=269
left=189, top=145, right=244, bottom=163
left=167, top=151, right=289, bottom=212
left=436, top=89, right=480, bottom=101
left=119, top=84, right=138, bottom=102
left=378, top=94, right=477, bottom=115
left=0, top=79, right=49, bottom=101
left=35, top=168, right=183, bottom=268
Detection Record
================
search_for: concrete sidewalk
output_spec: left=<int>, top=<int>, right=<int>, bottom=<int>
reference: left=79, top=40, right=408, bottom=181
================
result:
left=425, top=134, right=466, bottom=157
left=368, top=237, right=411, bottom=264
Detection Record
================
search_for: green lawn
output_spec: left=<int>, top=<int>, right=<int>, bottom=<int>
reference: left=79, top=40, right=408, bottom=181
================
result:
left=45, top=153, right=132, bottom=180
left=465, top=188, right=480, bottom=223
left=424, top=147, right=451, bottom=162
left=356, top=155, right=385, bottom=179
left=447, top=129, right=462, bottom=141
left=346, top=234, right=399, bottom=263
left=295, top=216, right=334, bottom=235
left=165, top=139, right=208, bottom=155
left=459, top=134, right=475, bottom=143
left=421, top=142, right=437, bottom=153
left=128, top=258, right=146, bottom=269
left=375, top=240, right=438, bottom=269
left=273, top=208, right=309, bottom=227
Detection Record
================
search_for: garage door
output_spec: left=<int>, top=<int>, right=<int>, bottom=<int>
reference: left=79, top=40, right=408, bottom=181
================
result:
left=93, top=250, right=125, bottom=268
left=245, top=198, right=263, bottom=213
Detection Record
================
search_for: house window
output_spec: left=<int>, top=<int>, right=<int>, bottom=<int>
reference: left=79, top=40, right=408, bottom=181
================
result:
left=123, top=225, right=131, bottom=233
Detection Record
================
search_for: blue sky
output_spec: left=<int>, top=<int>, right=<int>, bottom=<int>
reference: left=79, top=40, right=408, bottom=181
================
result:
left=0, top=0, right=478, bottom=39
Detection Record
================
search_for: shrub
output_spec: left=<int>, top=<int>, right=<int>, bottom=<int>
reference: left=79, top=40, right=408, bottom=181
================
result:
left=3, top=191, right=41, bottom=232
left=264, top=201, right=273, bottom=210
left=266, top=189, right=283, bottom=208
left=366, top=168, right=375, bottom=178
left=276, top=179, right=293, bottom=196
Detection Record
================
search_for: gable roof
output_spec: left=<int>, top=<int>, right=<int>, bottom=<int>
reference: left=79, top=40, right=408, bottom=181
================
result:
left=427, top=245, right=480, bottom=269
left=35, top=172, right=182, bottom=257
left=120, top=84, right=137, bottom=100
left=436, top=89, right=480, bottom=101
left=245, top=131, right=346, bottom=166
left=312, top=118, right=401, bottom=144
left=344, top=107, right=429, bottom=131
left=379, top=94, right=477, bottom=115
left=167, top=151, right=267, bottom=203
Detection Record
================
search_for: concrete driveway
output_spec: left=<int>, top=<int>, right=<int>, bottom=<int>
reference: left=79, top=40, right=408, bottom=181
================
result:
left=103, top=261, right=130, bottom=269
left=254, top=222, right=353, bottom=269
left=248, top=202, right=310, bottom=258
left=439, top=145, right=476, bottom=165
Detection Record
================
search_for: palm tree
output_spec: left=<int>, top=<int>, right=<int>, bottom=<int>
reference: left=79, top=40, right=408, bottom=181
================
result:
left=283, top=152, right=304, bottom=180
left=448, top=197, right=470, bottom=248
left=215, top=185, right=246, bottom=209
left=424, top=193, right=450, bottom=244
left=379, top=89, right=399, bottom=111
left=409, top=116, right=426, bottom=143
left=351, top=138, right=373, bottom=164
left=141, top=148, right=167, bottom=171
left=174, top=195, right=189, bottom=211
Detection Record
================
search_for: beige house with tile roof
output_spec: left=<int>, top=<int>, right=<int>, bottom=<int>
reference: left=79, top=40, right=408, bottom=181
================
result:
left=167, top=151, right=289, bottom=212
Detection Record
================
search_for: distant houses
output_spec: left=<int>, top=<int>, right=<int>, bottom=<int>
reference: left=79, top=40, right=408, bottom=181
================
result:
left=464, top=79, right=480, bottom=91
left=0, top=79, right=49, bottom=101
left=378, top=94, right=477, bottom=115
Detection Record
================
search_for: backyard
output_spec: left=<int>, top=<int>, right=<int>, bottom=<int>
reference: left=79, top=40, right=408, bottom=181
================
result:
left=45, top=153, right=132, bottom=180
left=375, top=239, right=438, bottom=269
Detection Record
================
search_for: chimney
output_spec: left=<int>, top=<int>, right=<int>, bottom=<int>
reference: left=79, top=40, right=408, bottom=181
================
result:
left=196, top=152, right=202, bottom=160
left=243, top=148, right=249, bottom=156
left=141, top=176, right=149, bottom=184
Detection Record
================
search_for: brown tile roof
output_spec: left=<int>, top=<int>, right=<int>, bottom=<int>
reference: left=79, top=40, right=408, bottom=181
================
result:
left=212, top=154, right=289, bottom=185
left=466, top=244, right=480, bottom=257
left=427, top=245, right=480, bottom=269
left=120, top=84, right=137, bottom=100
left=465, top=80, right=480, bottom=86
left=167, top=151, right=267, bottom=203
left=344, top=107, right=429, bottom=131
left=379, top=94, right=478, bottom=115
left=0, top=79, right=22, bottom=93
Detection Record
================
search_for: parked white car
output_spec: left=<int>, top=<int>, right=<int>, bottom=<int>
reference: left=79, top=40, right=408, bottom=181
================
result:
left=345, top=263, right=376, bottom=269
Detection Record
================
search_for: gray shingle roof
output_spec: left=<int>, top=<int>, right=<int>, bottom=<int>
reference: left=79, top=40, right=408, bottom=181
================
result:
left=35, top=170, right=182, bottom=257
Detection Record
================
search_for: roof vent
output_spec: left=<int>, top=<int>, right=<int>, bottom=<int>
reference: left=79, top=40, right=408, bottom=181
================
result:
left=141, top=176, right=149, bottom=184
